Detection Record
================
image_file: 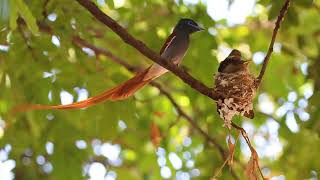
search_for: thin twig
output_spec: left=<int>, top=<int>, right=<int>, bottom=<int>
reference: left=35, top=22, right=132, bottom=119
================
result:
left=72, top=36, right=136, bottom=72
left=237, top=0, right=291, bottom=176
left=256, top=0, right=291, bottom=85
left=212, top=133, right=240, bottom=179
left=42, top=0, right=50, bottom=18
left=167, top=115, right=182, bottom=129
left=231, top=122, right=264, bottom=179
left=212, top=155, right=229, bottom=179
left=151, top=82, right=227, bottom=157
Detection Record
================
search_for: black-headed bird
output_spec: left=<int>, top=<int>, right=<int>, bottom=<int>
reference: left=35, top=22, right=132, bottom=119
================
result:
left=14, top=18, right=204, bottom=111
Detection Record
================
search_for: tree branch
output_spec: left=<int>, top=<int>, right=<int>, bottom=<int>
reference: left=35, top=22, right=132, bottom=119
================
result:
left=72, top=36, right=136, bottom=72
left=72, top=1, right=291, bottom=177
left=150, top=83, right=226, bottom=155
left=231, top=122, right=265, bottom=179
left=16, top=0, right=291, bottom=177
left=18, top=19, right=229, bottom=164
left=72, top=37, right=240, bottom=179
left=17, top=24, right=38, bottom=61
left=256, top=0, right=291, bottom=85
left=75, top=0, right=218, bottom=100
left=72, top=36, right=226, bottom=156
left=42, top=0, right=50, bottom=18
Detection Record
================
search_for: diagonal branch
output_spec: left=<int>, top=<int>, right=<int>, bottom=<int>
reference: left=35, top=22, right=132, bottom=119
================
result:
left=17, top=0, right=291, bottom=177
left=72, top=36, right=241, bottom=179
left=75, top=0, right=218, bottom=100
left=72, top=1, right=291, bottom=177
left=18, top=19, right=230, bottom=163
left=150, top=83, right=226, bottom=155
left=256, top=0, right=291, bottom=85
left=72, top=36, right=226, bottom=156
left=75, top=0, right=291, bottom=103
left=72, top=36, right=136, bottom=72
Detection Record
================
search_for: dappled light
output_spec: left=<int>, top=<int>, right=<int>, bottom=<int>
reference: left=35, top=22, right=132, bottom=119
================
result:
left=1, top=0, right=319, bottom=179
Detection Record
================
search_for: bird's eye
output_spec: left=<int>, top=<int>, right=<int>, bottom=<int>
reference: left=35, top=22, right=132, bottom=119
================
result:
left=188, top=21, right=196, bottom=26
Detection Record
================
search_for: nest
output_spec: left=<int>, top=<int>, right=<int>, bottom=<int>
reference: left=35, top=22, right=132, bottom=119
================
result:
left=214, top=71, right=257, bottom=129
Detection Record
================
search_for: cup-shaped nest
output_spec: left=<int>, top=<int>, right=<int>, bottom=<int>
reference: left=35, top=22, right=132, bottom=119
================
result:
left=214, top=71, right=257, bottom=128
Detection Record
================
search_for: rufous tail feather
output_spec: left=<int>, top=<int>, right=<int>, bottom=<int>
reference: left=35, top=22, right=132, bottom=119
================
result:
left=13, top=68, right=152, bottom=112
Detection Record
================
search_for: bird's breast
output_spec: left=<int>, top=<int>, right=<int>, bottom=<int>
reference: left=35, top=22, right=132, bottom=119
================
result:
left=143, top=34, right=189, bottom=81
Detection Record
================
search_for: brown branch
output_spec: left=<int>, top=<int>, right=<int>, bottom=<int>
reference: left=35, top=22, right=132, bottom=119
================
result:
left=72, top=36, right=226, bottom=154
left=75, top=0, right=218, bottom=101
left=42, top=0, right=50, bottom=18
left=256, top=0, right=291, bottom=85
left=72, top=37, right=240, bottom=180
left=150, top=82, right=226, bottom=156
left=72, top=1, right=290, bottom=178
left=19, top=0, right=291, bottom=177
left=233, top=2, right=290, bottom=178
left=17, top=19, right=228, bottom=162
left=72, top=36, right=135, bottom=72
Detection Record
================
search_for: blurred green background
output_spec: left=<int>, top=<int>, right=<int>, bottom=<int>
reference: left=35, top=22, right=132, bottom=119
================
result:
left=0, top=0, right=319, bottom=179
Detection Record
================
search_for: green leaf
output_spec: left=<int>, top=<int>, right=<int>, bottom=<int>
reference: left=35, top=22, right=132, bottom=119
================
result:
left=1, top=1, right=320, bottom=179
left=14, top=0, right=39, bottom=34
left=9, top=0, right=18, bottom=30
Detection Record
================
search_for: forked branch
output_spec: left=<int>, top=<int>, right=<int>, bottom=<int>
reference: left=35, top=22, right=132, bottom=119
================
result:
left=75, top=0, right=291, bottom=100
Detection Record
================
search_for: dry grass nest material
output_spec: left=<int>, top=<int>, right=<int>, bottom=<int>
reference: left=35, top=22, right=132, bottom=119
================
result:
left=214, top=71, right=258, bottom=129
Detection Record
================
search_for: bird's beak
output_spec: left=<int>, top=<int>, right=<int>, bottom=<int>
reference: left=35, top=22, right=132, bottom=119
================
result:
left=196, top=26, right=205, bottom=31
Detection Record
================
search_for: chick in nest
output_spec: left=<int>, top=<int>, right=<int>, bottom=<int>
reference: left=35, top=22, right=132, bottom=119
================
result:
left=214, top=49, right=257, bottom=129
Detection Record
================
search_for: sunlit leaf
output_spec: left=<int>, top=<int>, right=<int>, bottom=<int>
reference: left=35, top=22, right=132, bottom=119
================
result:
left=13, top=0, right=39, bottom=34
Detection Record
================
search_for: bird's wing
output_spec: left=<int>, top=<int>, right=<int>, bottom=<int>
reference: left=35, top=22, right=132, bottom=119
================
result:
left=218, top=55, right=243, bottom=72
left=159, top=31, right=177, bottom=55
left=143, top=31, right=177, bottom=80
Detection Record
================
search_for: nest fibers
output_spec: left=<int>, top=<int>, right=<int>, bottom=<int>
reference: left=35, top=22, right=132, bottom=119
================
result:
left=214, top=71, right=257, bottom=129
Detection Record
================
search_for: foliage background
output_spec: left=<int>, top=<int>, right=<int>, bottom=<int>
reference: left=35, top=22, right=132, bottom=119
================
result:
left=0, top=0, right=319, bottom=179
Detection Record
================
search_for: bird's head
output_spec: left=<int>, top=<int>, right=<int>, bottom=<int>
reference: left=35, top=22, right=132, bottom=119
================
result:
left=218, top=49, right=250, bottom=73
left=174, top=18, right=204, bottom=34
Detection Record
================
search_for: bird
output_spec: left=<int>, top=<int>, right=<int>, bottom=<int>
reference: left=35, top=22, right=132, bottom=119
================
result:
left=214, top=49, right=256, bottom=128
left=14, top=18, right=204, bottom=112
left=217, top=49, right=250, bottom=74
